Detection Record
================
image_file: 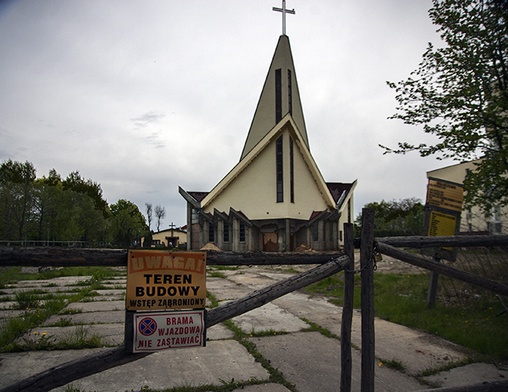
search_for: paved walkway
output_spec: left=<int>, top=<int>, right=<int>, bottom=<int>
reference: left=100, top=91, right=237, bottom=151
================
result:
left=0, top=265, right=507, bottom=391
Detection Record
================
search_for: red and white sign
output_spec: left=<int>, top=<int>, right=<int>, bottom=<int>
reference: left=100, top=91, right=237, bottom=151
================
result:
left=133, top=310, right=206, bottom=353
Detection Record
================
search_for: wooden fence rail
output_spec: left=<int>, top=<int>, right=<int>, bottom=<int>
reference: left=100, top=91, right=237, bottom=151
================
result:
left=376, top=241, right=508, bottom=297
left=0, top=247, right=338, bottom=267
left=377, top=234, right=508, bottom=248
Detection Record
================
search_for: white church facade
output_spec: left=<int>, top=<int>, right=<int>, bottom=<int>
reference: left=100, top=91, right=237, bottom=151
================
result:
left=180, top=33, right=356, bottom=252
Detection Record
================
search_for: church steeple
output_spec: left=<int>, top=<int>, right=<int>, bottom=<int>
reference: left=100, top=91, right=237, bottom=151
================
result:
left=240, top=34, right=309, bottom=160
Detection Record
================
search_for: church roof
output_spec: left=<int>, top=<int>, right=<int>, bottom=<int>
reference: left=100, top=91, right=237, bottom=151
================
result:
left=240, top=35, right=308, bottom=160
left=327, top=181, right=357, bottom=207
left=201, top=113, right=336, bottom=209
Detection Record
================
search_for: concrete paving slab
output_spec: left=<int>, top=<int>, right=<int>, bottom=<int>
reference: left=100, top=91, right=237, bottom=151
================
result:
left=230, top=302, right=309, bottom=334
left=206, top=277, right=252, bottom=300
left=372, top=317, right=469, bottom=376
left=251, top=331, right=427, bottom=392
left=206, top=323, right=235, bottom=340
left=273, top=291, right=343, bottom=334
left=0, top=309, right=30, bottom=319
left=86, top=290, right=125, bottom=301
left=53, top=340, right=270, bottom=392
left=65, top=300, right=125, bottom=312
left=227, top=271, right=279, bottom=288
left=10, top=276, right=92, bottom=286
left=0, top=287, right=83, bottom=295
left=44, top=309, right=125, bottom=325
left=100, top=283, right=126, bottom=290
left=422, top=362, right=508, bottom=388
left=0, top=301, right=17, bottom=310
left=0, top=349, right=108, bottom=388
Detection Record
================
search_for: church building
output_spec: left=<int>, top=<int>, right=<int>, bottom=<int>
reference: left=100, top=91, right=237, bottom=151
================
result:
left=179, top=19, right=356, bottom=252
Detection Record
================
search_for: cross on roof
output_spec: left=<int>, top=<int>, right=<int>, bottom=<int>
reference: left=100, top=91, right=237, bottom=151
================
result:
left=272, top=0, right=295, bottom=36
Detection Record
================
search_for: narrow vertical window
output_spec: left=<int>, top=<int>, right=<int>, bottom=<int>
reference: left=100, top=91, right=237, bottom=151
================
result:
left=275, top=68, right=282, bottom=123
left=288, top=69, right=292, bottom=115
left=313, top=222, right=319, bottom=241
left=290, top=137, right=294, bottom=203
left=208, top=221, right=214, bottom=243
left=276, top=135, right=284, bottom=202
left=239, top=222, right=246, bottom=242
left=223, top=222, right=230, bottom=242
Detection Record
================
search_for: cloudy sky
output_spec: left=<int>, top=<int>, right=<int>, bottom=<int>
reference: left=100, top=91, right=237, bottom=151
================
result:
left=0, top=0, right=452, bottom=229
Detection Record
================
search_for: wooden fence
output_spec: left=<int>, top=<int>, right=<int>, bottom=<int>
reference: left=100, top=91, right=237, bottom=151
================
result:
left=1, top=209, right=508, bottom=391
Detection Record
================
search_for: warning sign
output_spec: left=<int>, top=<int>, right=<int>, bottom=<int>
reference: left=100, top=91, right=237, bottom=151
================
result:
left=126, top=250, right=206, bottom=311
left=426, top=178, right=464, bottom=212
left=133, top=310, right=206, bottom=352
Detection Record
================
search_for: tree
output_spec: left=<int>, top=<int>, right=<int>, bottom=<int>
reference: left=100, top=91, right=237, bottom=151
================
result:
left=63, top=171, right=110, bottom=218
left=0, top=160, right=36, bottom=240
left=143, top=203, right=153, bottom=248
left=154, top=205, right=166, bottom=232
left=356, top=198, right=424, bottom=237
left=145, top=203, right=153, bottom=231
left=109, top=199, right=147, bottom=247
left=383, top=0, right=508, bottom=212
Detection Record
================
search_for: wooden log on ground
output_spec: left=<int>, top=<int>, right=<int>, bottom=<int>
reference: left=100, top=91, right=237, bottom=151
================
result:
left=0, top=247, right=128, bottom=267
left=0, top=246, right=340, bottom=267
left=376, top=242, right=508, bottom=297
left=0, top=255, right=350, bottom=392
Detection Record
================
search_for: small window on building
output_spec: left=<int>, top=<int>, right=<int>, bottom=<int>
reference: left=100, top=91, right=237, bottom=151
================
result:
left=208, top=221, right=215, bottom=243
left=239, top=222, right=246, bottom=242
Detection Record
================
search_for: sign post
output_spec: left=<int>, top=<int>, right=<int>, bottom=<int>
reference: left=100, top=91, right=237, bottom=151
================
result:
left=423, top=178, right=464, bottom=261
left=423, top=178, right=464, bottom=307
left=124, top=250, right=207, bottom=353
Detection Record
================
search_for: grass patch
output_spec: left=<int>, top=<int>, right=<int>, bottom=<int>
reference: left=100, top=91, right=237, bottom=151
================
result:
left=224, top=319, right=296, bottom=391
left=0, top=266, right=118, bottom=353
left=248, top=328, right=289, bottom=338
left=301, top=318, right=340, bottom=340
left=14, top=291, right=41, bottom=310
left=303, top=272, right=508, bottom=360
left=378, top=358, right=407, bottom=372
left=208, top=265, right=239, bottom=271
left=207, top=271, right=227, bottom=278
left=49, top=317, right=74, bottom=327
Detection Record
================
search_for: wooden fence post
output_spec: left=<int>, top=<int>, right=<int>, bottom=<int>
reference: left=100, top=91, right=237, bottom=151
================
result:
left=427, top=256, right=441, bottom=307
left=340, top=223, right=354, bottom=392
left=360, top=208, right=375, bottom=392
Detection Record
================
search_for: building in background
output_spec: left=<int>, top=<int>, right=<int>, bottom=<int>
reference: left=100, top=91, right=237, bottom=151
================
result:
left=141, top=226, right=187, bottom=248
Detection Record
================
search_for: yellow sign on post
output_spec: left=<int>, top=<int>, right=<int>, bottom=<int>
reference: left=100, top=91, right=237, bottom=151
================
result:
left=126, top=250, right=206, bottom=311
left=427, top=210, right=457, bottom=237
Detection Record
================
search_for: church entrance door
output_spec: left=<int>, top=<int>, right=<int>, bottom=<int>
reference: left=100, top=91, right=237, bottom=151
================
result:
left=263, top=232, right=278, bottom=252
